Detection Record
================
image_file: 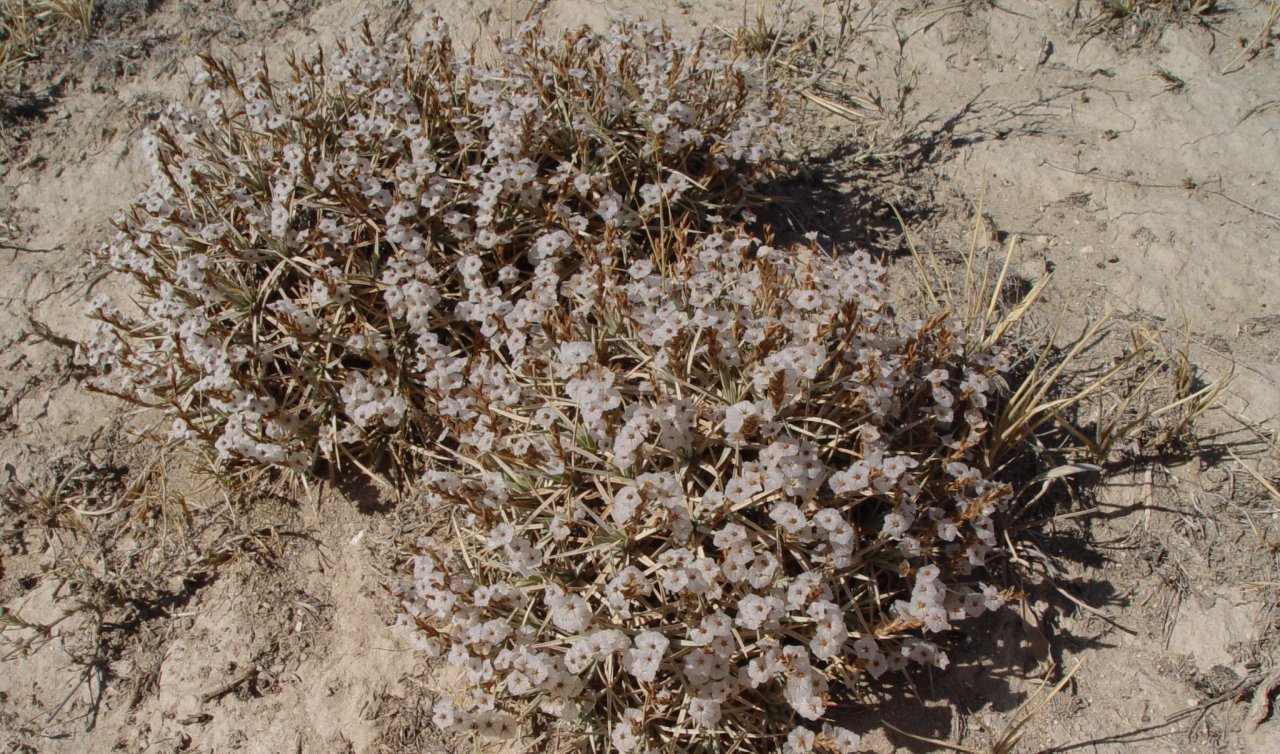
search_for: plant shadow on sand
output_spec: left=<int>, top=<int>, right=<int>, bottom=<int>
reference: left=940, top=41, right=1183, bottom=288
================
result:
left=760, top=72, right=1096, bottom=262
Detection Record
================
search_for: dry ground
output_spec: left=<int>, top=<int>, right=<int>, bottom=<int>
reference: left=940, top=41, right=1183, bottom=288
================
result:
left=2, top=1, right=1279, bottom=752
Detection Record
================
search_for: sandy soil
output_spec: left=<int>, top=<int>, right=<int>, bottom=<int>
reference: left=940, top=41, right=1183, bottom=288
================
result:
left=2, top=1, right=1278, bottom=752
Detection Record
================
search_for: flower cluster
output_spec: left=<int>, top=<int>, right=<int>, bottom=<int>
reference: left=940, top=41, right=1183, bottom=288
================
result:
left=391, top=225, right=1019, bottom=751
left=80, top=16, right=785, bottom=471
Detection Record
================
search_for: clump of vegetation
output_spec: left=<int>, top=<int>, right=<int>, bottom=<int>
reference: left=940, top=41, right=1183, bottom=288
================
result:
left=1, top=0, right=95, bottom=78
left=390, top=218, right=1021, bottom=751
left=81, top=17, right=785, bottom=475
left=1085, top=0, right=1220, bottom=42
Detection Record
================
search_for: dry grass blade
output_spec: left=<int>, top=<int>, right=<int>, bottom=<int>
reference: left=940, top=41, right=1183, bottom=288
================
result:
left=0, top=0, right=39, bottom=75
left=1082, top=325, right=1231, bottom=458
left=1135, top=368, right=1228, bottom=446
left=1228, top=449, right=1280, bottom=504
left=989, top=660, right=1084, bottom=753
left=982, top=272, right=1050, bottom=351
left=911, top=212, right=1050, bottom=348
left=920, top=211, right=1228, bottom=467
left=1221, top=2, right=1280, bottom=74
left=985, top=310, right=1132, bottom=467
left=800, top=89, right=871, bottom=121
left=890, top=202, right=941, bottom=308
left=1221, top=406, right=1280, bottom=458
left=36, top=0, right=94, bottom=37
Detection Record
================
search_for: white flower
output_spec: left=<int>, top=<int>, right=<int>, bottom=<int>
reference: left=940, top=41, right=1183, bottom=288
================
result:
left=881, top=512, right=910, bottom=538
left=769, top=502, right=807, bottom=533
left=612, top=486, right=643, bottom=525
left=688, top=696, right=721, bottom=727
left=784, top=668, right=828, bottom=720
left=788, top=288, right=822, bottom=311
left=865, top=652, right=888, bottom=678
left=545, top=590, right=593, bottom=634
left=735, top=594, right=775, bottom=630
left=624, top=631, right=668, bottom=683
left=723, top=400, right=759, bottom=440
left=611, top=708, right=644, bottom=752
left=556, top=340, right=595, bottom=376
left=981, top=583, right=1005, bottom=611
left=688, top=612, right=732, bottom=645
left=821, top=723, right=861, bottom=754
left=431, top=699, right=457, bottom=730
left=478, top=712, right=517, bottom=739
left=785, top=727, right=816, bottom=753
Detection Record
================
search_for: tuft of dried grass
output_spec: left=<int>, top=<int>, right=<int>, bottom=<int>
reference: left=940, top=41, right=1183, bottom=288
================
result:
left=1082, top=0, right=1221, bottom=44
left=0, top=434, right=288, bottom=729
left=719, top=0, right=919, bottom=170
left=0, top=0, right=95, bottom=77
left=897, top=211, right=1229, bottom=473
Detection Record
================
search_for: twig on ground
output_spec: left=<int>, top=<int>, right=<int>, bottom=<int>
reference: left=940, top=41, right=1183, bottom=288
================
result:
left=200, top=666, right=258, bottom=703
left=2, top=241, right=63, bottom=254
left=1041, top=160, right=1280, bottom=223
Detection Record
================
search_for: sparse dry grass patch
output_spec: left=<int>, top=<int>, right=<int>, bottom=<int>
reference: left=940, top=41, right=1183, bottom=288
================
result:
left=0, top=433, right=292, bottom=735
left=0, top=0, right=95, bottom=79
left=729, top=0, right=921, bottom=169
left=1084, top=0, right=1223, bottom=43
left=894, top=214, right=1229, bottom=472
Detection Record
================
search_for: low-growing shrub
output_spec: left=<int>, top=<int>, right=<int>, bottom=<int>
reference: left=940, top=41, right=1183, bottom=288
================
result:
left=389, top=224, right=1018, bottom=752
left=82, top=14, right=1027, bottom=754
left=81, top=16, right=785, bottom=473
